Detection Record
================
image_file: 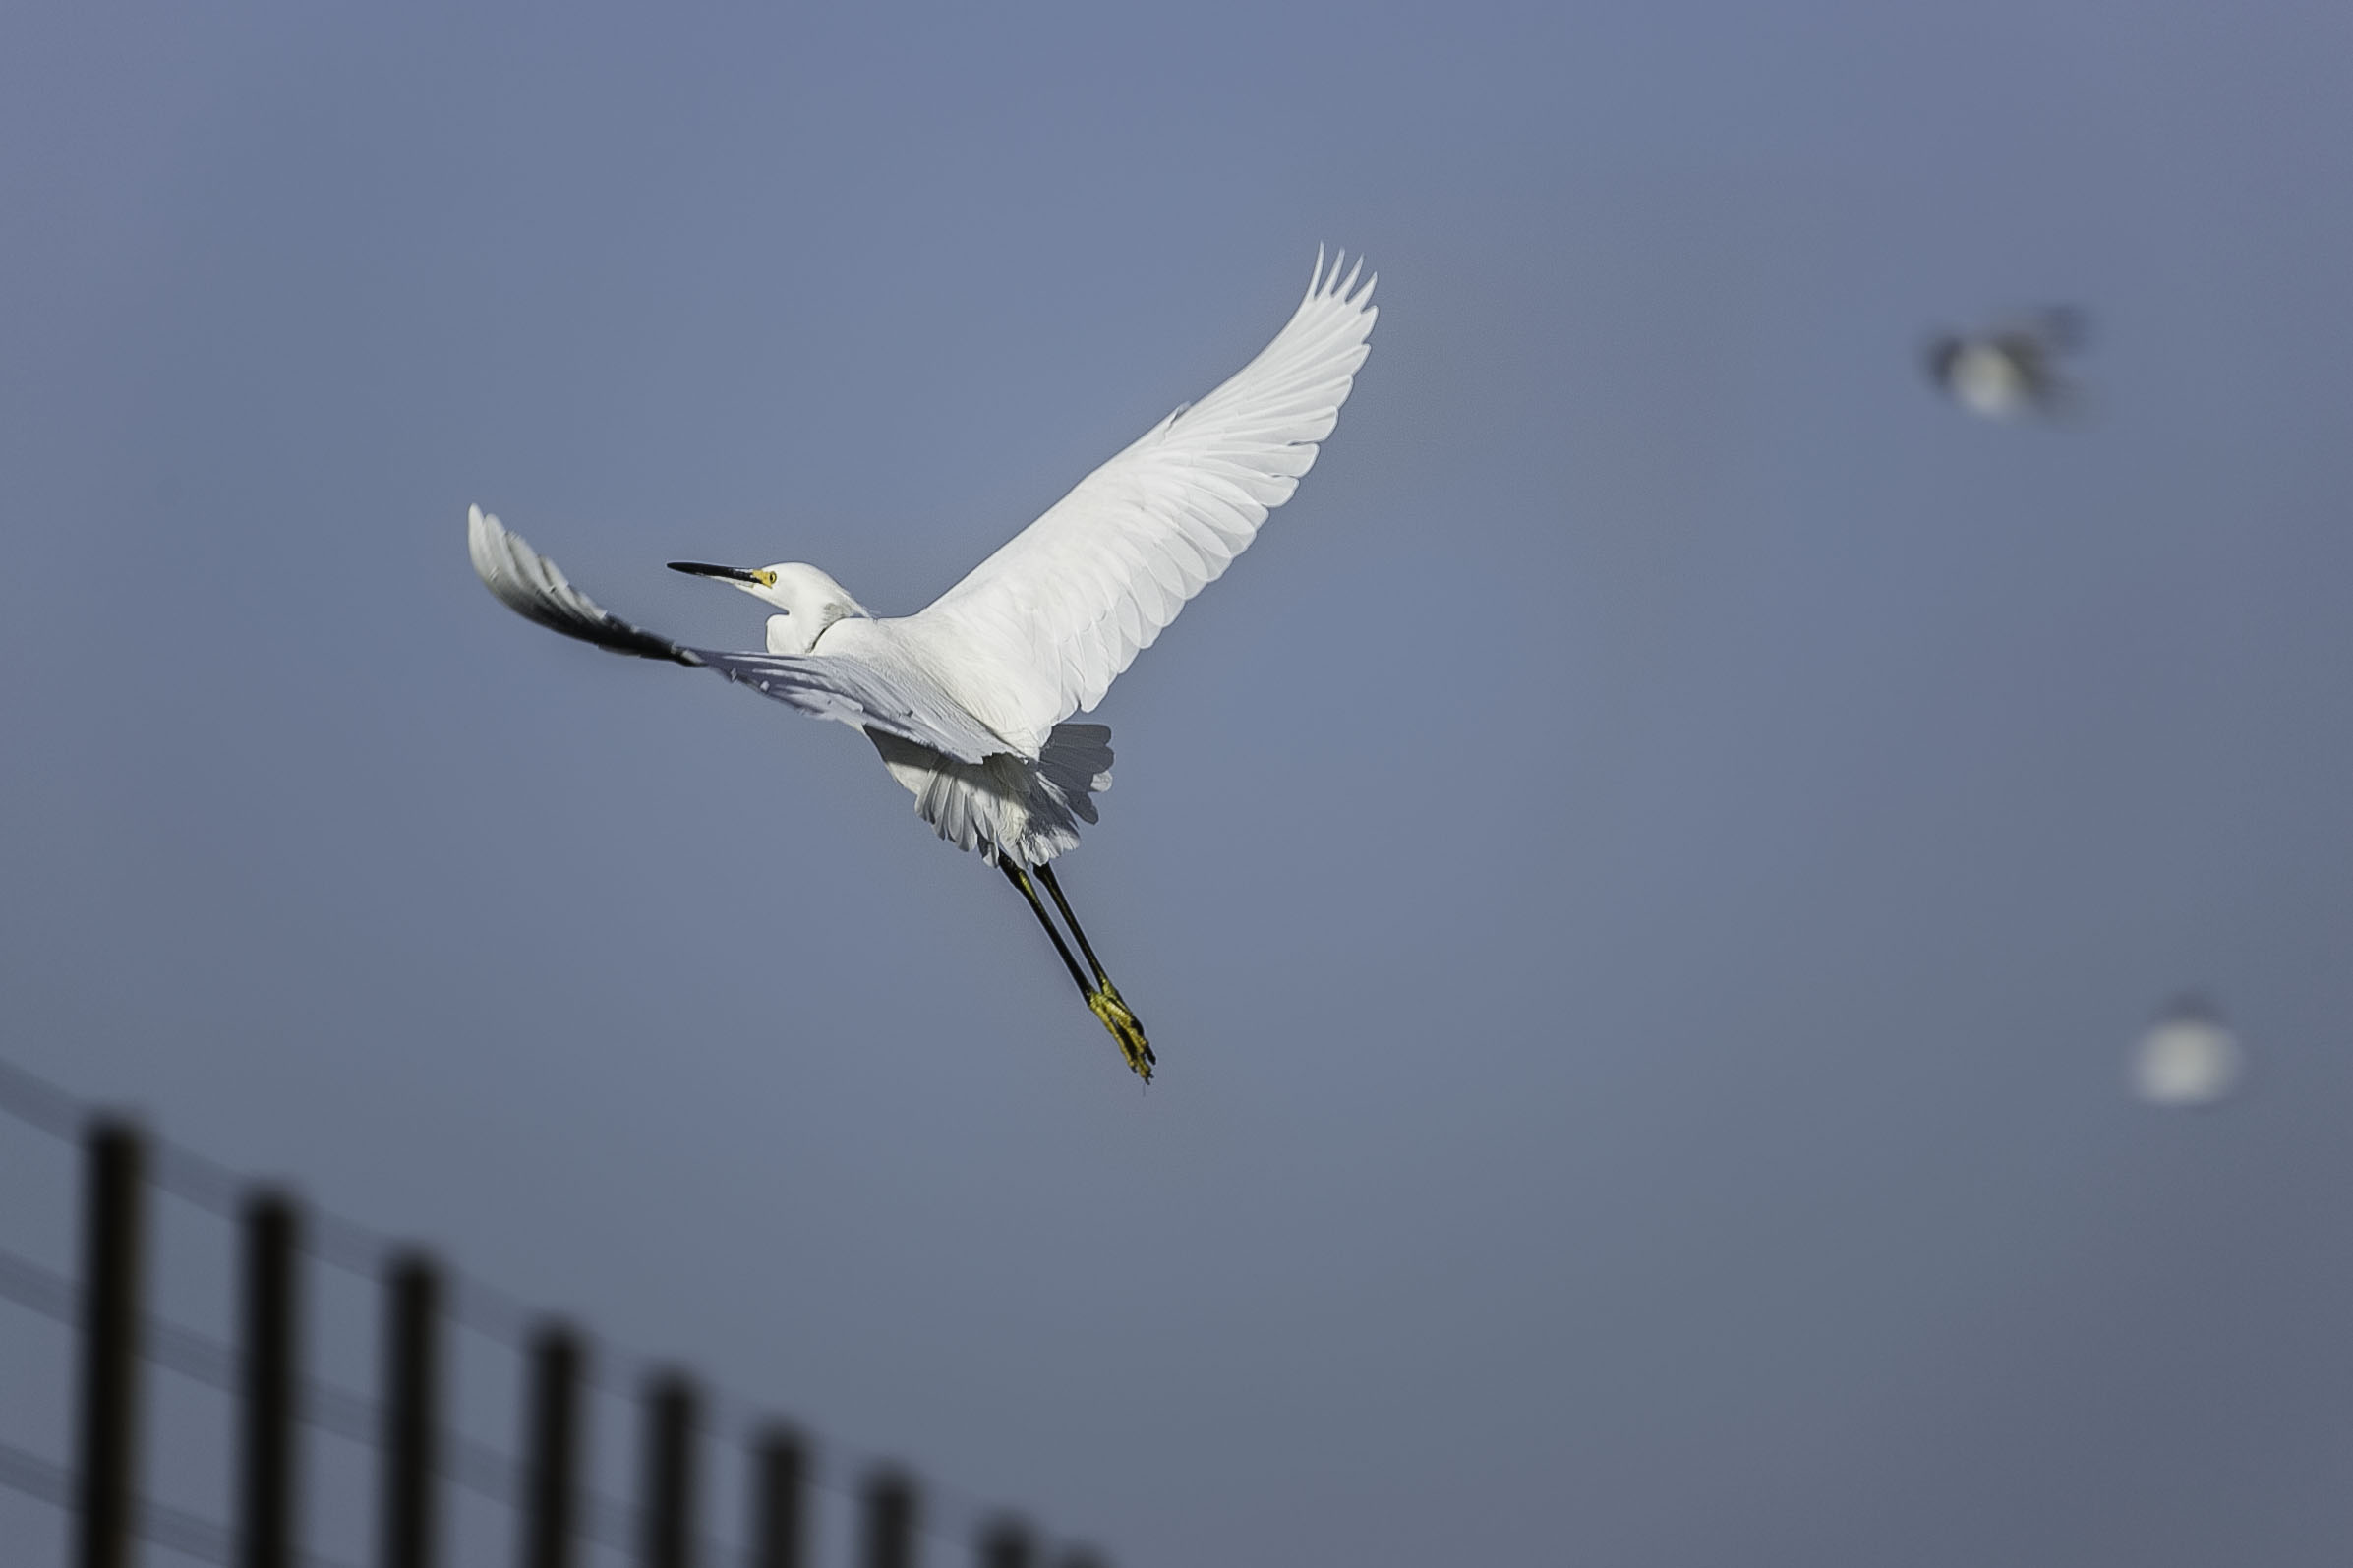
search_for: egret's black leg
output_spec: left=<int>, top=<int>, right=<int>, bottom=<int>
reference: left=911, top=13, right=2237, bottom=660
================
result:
left=1030, top=861, right=1153, bottom=1082
left=1033, top=862, right=1110, bottom=988
left=999, top=859, right=1091, bottom=999
left=999, top=857, right=1154, bottom=1083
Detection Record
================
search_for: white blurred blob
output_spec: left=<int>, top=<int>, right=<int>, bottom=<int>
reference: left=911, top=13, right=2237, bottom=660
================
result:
left=2131, top=998, right=2244, bottom=1108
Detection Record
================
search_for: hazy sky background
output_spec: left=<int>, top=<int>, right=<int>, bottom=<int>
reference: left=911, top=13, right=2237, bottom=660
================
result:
left=5, top=3, right=2353, bottom=1564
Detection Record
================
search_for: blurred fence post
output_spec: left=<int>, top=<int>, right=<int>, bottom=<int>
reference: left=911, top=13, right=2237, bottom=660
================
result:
left=521, top=1323, right=587, bottom=1568
left=861, top=1467, right=918, bottom=1568
left=977, top=1516, right=1033, bottom=1568
left=748, top=1424, right=807, bottom=1568
left=6, top=1064, right=1120, bottom=1568
left=381, top=1251, right=441, bottom=1568
left=641, top=1370, right=698, bottom=1568
left=240, top=1191, right=302, bottom=1568
left=76, top=1120, right=145, bottom=1568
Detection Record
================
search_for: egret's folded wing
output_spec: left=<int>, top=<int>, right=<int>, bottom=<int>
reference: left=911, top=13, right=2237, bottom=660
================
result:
left=691, top=650, right=1000, bottom=766
left=467, top=505, right=703, bottom=665
left=917, top=251, right=1377, bottom=738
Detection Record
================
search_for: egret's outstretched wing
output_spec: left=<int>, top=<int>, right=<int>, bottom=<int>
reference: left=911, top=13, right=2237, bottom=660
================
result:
left=918, top=251, right=1377, bottom=741
left=695, top=649, right=998, bottom=765
left=467, top=506, right=702, bottom=665
left=467, top=507, right=997, bottom=764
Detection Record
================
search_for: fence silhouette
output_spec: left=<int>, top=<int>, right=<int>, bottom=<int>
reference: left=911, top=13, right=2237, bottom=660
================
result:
left=0, top=1059, right=1111, bottom=1568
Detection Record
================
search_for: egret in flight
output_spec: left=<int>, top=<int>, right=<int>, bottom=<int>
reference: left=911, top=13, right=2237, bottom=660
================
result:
left=468, top=252, right=1377, bottom=1081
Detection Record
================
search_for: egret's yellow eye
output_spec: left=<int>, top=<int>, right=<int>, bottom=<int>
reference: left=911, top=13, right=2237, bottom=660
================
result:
left=752, top=568, right=779, bottom=587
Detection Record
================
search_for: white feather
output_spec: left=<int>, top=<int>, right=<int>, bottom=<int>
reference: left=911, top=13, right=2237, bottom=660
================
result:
left=912, top=250, right=1378, bottom=750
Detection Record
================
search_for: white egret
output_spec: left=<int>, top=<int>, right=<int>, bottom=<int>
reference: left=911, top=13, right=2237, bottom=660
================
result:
left=1925, top=308, right=2087, bottom=421
left=468, top=252, right=1378, bottom=1081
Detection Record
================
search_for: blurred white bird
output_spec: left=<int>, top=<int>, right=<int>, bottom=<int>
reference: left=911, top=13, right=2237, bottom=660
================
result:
left=2131, top=995, right=2244, bottom=1108
left=1925, top=308, right=2088, bottom=421
left=468, top=252, right=1378, bottom=1081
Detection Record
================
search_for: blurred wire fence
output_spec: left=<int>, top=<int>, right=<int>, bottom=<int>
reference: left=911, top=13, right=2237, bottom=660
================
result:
left=0, top=1057, right=1109, bottom=1568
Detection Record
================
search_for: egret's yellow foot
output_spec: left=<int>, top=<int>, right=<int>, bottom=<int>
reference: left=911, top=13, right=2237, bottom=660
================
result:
left=1087, top=983, right=1154, bottom=1083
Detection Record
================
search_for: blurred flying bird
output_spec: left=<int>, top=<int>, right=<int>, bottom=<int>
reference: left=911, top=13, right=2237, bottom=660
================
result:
left=2130, top=995, right=2244, bottom=1108
left=1925, top=308, right=2088, bottom=421
left=468, top=252, right=1379, bottom=1082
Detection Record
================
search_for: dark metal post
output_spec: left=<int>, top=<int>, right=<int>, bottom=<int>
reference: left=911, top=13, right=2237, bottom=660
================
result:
left=77, top=1120, right=145, bottom=1568
left=976, top=1517, right=1033, bottom=1568
left=748, top=1425, right=807, bottom=1568
left=860, top=1467, right=918, bottom=1568
left=381, top=1251, right=441, bottom=1568
left=240, top=1191, right=302, bottom=1568
left=520, top=1324, right=587, bottom=1568
left=640, top=1371, right=698, bottom=1568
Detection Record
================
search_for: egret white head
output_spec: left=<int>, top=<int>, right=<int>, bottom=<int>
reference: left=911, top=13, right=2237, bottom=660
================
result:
left=668, top=560, right=869, bottom=654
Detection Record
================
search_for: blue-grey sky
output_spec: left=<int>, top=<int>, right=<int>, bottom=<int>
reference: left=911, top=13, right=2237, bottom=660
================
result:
left=5, top=3, right=2353, bottom=1564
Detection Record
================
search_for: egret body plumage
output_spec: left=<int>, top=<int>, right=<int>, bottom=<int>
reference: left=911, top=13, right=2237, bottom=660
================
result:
left=469, top=252, right=1378, bottom=1080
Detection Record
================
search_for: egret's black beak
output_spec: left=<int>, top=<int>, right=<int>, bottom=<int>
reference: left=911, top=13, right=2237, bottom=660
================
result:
left=668, top=561, right=777, bottom=587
